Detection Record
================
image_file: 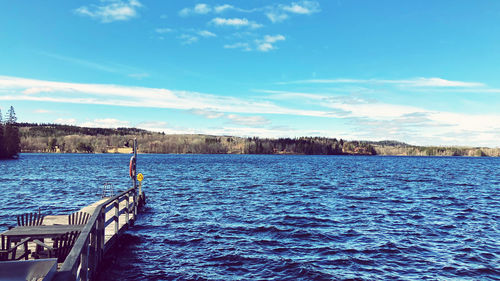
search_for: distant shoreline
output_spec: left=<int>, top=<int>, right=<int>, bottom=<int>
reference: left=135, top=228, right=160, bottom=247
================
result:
left=17, top=123, right=500, bottom=157
left=17, top=151, right=497, bottom=157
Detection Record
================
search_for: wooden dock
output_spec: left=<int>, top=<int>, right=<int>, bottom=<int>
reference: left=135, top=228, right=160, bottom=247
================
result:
left=50, top=186, right=146, bottom=281
left=1, top=139, right=145, bottom=281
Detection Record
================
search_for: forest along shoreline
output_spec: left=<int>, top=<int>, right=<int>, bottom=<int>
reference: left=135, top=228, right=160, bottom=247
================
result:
left=0, top=106, right=21, bottom=159
left=16, top=123, right=500, bottom=157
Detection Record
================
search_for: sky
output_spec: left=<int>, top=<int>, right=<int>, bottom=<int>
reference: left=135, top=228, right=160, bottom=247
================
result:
left=0, top=0, right=499, bottom=147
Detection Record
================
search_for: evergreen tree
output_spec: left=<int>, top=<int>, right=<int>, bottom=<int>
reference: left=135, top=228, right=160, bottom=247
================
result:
left=3, top=106, right=20, bottom=158
left=0, top=109, right=4, bottom=158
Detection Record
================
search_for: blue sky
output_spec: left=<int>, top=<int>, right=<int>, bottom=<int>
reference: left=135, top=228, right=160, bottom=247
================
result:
left=1, top=0, right=499, bottom=147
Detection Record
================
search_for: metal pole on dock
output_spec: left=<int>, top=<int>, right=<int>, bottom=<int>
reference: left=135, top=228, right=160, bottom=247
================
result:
left=133, top=138, right=137, bottom=189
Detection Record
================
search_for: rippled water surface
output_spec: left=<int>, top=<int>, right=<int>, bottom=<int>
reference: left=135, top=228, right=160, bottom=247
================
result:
left=1, top=154, right=499, bottom=280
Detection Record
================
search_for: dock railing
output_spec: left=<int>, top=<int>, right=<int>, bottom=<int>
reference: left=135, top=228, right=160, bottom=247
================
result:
left=53, top=186, right=141, bottom=281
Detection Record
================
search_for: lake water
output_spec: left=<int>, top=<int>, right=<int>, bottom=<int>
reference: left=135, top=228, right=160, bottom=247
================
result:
left=1, top=154, right=499, bottom=280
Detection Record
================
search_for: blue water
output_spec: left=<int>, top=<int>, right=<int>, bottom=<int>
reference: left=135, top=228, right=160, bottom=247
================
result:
left=1, top=154, right=499, bottom=280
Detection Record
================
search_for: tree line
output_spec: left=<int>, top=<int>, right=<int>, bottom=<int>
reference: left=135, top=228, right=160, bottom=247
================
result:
left=16, top=123, right=499, bottom=156
left=18, top=123, right=377, bottom=155
left=0, top=106, right=20, bottom=159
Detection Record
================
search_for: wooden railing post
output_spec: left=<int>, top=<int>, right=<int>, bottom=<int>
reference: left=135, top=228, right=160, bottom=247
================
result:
left=98, top=208, right=104, bottom=264
left=80, top=236, right=89, bottom=281
left=125, top=192, right=130, bottom=226
left=114, top=199, right=119, bottom=234
left=89, top=225, right=97, bottom=279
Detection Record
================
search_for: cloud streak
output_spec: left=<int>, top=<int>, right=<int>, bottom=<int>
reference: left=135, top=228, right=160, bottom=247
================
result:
left=0, top=75, right=325, bottom=117
left=278, top=77, right=485, bottom=87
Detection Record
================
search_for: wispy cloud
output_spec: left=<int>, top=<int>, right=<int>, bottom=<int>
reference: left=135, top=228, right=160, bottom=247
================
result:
left=198, top=30, right=216, bottom=38
left=191, top=109, right=269, bottom=126
left=178, top=34, right=199, bottom=45
left=191, top=109, right=225, bottom=119
left=0, top=75, right=320, bottom=117
left=179, top=3, right=254, bottom=16
left=210, top=17, right=263, bottom=29
left=266, top=12, right=289, bottom=23
left=266, top=0, right=320, bottom=23
left=75, top=0, right=142, bottom=23
left=214, top=4, right=234, bottom=13
left=179, top=3, right=211, bottom=16
left=256, top=34, right=285, bottom=52
left=277, top=77, right=485, bottom=88
left=282, top=1, right=320, bottom=15
left=155, top=28, right=174, bottom=34
left=38, top=51, right=147, bottom=78
left=226, top=114, right=270, bottom=126
left=39, top=51, right=120, bottom=73
left=225, top=34, right=285, bottom=52
left=224, top=42, right=251, bottom=51
left=128, top=73, right=149, bottom=79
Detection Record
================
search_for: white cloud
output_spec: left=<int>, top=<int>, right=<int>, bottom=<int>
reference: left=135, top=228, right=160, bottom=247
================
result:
left=80, top=118, right=131, bottom=128
left=198, top=30, right=216, bottom=37
left=214, top=4, right=234, bottom=13
left=179, top=3, right=211, bottom=16
left=210, top=17, right=263, bottom=29
left=23, top=87, right=57, bottom=95
left=255, top=34, right=285, bottom=52
left=265, top=1, right=320, bottom=23
left=75, top=0, right=142, bottom=23
left=194, top=4, right=211, bottom=14
left=225, top=34, right=285, bottom=52
left=263, top=35, right=285, bottom=43
left=54, top=118, right=77, bottom=125
left=266, top=12, right=289, bottom=23
left=397, top=77, right=485, bottom=88
left=257, top=43, right=273, bottom=52
left=282, top=1, right=320, bottom=15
